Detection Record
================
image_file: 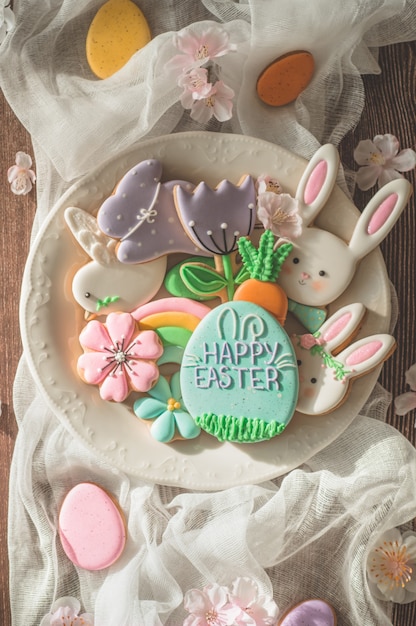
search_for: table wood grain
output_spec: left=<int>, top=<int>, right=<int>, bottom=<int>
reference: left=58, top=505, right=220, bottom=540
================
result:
left=0, top=41, right=415, bottom=626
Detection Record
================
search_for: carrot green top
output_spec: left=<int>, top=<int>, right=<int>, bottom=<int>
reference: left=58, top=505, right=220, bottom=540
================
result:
left=237, top=229, right=293, bottom=282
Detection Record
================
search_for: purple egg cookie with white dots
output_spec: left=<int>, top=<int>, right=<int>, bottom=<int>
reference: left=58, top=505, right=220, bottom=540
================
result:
left=96, top=159, right=206, bottom=263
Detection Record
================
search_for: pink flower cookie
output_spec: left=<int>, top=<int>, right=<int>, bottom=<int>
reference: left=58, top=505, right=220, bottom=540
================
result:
left=77, top=311, right=163, bottom=402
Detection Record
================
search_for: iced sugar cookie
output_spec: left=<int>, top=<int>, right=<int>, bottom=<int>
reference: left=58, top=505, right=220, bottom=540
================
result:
left=77, top=311, right=163, bottom=402
left=180, top=301, right=299, bottom=443
left=256, top=51, right=315, bottom=107
left=278, top=599, right=337, bottom=626
left=86, top=0, right=151, bottom=79
left=96, top=159, right=203, bottom=263
left=58, top=483, right=126, bottom=571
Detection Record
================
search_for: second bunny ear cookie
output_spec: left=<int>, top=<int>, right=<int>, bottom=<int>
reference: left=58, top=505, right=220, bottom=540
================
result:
left=278, top=599, right=337, bottom=625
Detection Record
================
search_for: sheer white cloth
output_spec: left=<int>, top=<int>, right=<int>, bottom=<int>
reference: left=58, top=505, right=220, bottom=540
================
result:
left=2, top=1, right=416, bottom=625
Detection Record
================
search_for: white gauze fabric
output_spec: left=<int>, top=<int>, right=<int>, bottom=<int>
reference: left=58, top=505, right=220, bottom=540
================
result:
left=2, top=1, right=416, bottom=625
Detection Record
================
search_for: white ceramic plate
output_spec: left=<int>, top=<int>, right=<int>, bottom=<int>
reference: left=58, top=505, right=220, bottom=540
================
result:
left=20, top=132, right=391, bottom=490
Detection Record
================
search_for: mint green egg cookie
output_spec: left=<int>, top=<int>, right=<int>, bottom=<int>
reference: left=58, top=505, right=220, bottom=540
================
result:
left=180, top=301, right=299, bottom=443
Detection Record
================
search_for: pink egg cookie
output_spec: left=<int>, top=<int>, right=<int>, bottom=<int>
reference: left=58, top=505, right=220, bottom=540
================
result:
left=278, top=599, right=337, bottom=626
left=59, top=482, right=126, bottom=571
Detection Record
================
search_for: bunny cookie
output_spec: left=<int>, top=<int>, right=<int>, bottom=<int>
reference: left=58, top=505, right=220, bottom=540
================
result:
left=65, top=207, right=167, bottom=318
left=277, top=144, right=412, bottom=309
left=292, top=303, right=396, bottom=415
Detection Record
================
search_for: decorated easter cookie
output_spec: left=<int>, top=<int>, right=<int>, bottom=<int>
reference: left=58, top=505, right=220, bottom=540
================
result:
left=292, top=303, right=396, bottom=415
left=256, top=51, right=315, bottom=107
left=58, top=483, right=126, bottom=571
left=134, top=373, right=201, bottom=443
left=278, top=599, right=337, bottom=626
left=180, top=301, right=299, bottom=443
left=65, top=207, right=167, bottom=317
left=86, top=0, right=151, bottom=79
left=96, top=159, right=203, bottom=263
left=277, top=144, right=412, bottom=308
left=77, top=311, right=163, bottom=402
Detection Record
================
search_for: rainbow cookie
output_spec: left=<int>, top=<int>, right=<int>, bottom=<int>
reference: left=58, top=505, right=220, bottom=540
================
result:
left=180, top=301, right=299, bottom=443
left=96, top=159, right=205, bottom=264
left=278, top=599, right=337, bottom=626
left=59, top=482, right=126, bottom=571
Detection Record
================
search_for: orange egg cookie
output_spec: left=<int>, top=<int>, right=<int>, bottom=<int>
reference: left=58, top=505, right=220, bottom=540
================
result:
left=256, top=51, right=315, bottom=106
left=86, top=0, right=151, bottom=79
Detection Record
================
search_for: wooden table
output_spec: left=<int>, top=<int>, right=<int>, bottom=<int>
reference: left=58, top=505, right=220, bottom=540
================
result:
left=0, top=41, right=415, bottom=626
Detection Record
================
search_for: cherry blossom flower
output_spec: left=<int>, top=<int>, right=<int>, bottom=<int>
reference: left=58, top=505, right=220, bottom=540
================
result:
left=178, top=67, right=213, bottom=108
left=229, top=577, right=279, bottom=626
left=256, top=174, right=283, bottom=195
left=40, top=596, right=94, bottom=626
left=186, top=80, right=234, bottom=124
left=257, top=192, right=302, bottom=240
left=77, top=312, right=163, bottom=402
left=354, top=134, right=416, bottom=191
left=183, top=583, right=241, bottom=626
left=394, top=363, right=416, bottom=415
left=168, top=24, right=237, bottom=74
left=367, top=528, right=416, bottom=603
left=0, top=1, right=15, bottom=44
left=7, top=151, right=36, bottom=195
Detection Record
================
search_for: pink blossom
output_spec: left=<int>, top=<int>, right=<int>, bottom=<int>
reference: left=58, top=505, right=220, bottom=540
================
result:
left=299, top=333, right=325, bottom=350
left=257, top=192, right=302, bottom=240
left=256, top=174, right=283, bottom=195
left=168, top=24, right=236, bottom=74
left=186, top=80, right=234, bottom=124
left=179, top=67, right=213, bottom=108
left=229, top=577, right=279, bottom=626
left=7, top=151, right=36, bottom=195
left=354, top=134, right=416, bottom=191
left=77, top=312, right=162, bottom=402
left=40, top=596, right=94, bottom=626
left=183, top=584, right=241, bottom=626
left=394, top=363, right=416, bottom=416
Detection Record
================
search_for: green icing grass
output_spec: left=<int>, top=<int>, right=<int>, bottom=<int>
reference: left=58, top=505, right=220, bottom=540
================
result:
left=195, top=413, right=286, bottom=443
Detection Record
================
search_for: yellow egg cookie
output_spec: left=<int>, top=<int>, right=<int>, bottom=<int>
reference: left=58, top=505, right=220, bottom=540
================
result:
left=86, top=0, right=151, bottom=79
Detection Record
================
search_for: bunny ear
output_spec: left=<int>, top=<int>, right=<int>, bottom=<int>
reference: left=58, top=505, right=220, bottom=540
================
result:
left=318, top=303, right=366, bottom=353
left=295, top=143, right=339, bottom=226
left=337, top=334, right=396, bottom=379
left=64, top=206, right=117, bottom=266
left=348, top=178, right=411, bottom=260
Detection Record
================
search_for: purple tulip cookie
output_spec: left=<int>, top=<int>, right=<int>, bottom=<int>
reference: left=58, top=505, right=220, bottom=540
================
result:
left=278, top=599, right=337, bottom=626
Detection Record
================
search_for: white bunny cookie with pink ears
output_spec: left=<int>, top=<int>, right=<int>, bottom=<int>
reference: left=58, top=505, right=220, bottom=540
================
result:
left=65, top=207, right=167, bottom=319
left=278, top=144, right=412, bottom=308
left=292, top=303, right=396, bottom=415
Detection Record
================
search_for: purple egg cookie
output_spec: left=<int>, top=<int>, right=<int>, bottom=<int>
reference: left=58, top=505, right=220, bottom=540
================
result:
left=278, top=599, right=337, bottom=626
left=97, top=159, right=206, bottom=263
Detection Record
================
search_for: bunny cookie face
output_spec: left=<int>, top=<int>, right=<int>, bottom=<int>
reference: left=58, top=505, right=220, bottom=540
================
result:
left=278, top=228, right=354, bottom=307
left=292, top=303, right=396, bottom=415
left=277, top=144, right=412, bottom=309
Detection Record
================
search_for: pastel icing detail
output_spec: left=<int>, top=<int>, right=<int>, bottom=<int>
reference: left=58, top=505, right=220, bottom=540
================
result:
left=156, top=326, right=193, bottom=349
left=165, top=256, right=217, bottom=301
left=131, top=296, right=211, bottom=321
left=97, top=160, right=203, bottom=263
left=58, top=483, right=126, bottom=571
left=77, top=312, right=163, bottom=402
left=65, top=206, right=167, bottom=315
left=86, top=0, right=151, bottom=79
left=180, top=301, right=298, bottom=443
left=292, top=303, right=395, bottom=415
left=277, top=145, right=410, bottom=308
left=138, top=312, right=202, bottom=333
left=134, top=373, right=201, bottom=442
left=367, top=193, right=398, bottom=235
left=174, top=175, right=256, bottom=255
left=278, top=599, right=336, bottom=626
left=288, top=299, right=327, bottom=333
left=256, top=51, right=315, bottom=107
